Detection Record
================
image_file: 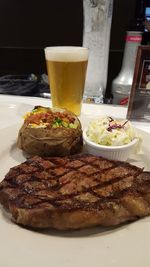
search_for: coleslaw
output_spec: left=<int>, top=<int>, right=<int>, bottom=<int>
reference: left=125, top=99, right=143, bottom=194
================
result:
left=86, top=116, right=140, bottom=146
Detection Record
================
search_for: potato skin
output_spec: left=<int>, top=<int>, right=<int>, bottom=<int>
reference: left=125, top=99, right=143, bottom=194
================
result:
left=17, top=116, right=83, bottom=156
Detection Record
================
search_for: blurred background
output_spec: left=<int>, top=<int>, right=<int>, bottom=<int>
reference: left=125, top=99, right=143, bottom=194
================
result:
left=0, top=0, right=149, bottom=99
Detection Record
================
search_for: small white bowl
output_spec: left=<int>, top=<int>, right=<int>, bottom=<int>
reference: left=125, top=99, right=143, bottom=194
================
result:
left=83, top=128, right=138, bottom=161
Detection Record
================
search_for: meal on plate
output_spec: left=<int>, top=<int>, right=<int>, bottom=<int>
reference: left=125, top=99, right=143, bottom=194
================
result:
left=17, top=106, right=83, bottom=156
left=0, top=154, right=150, bottom=230
left=86, top=116, right=139, bottom=146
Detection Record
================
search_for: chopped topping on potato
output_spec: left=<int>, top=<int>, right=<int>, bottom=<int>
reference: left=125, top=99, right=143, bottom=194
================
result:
left=24, top=106, right=77, bottom=129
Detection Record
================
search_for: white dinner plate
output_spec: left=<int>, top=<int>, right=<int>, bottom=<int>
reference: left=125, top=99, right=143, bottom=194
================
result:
left=0, top=97, right=150, bottom=267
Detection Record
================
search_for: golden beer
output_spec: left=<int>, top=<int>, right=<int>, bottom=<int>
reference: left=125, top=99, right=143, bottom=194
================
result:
left=44, top=47, right=88, bottom=115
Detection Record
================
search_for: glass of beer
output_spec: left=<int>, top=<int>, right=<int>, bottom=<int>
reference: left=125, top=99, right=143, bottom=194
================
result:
left=44, top=46, right=89, bottom=115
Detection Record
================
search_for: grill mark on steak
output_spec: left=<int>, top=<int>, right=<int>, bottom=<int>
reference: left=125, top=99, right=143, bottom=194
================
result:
left=1, top=155, right=143, bottom=191
left=5, top=172, right=149, bottom=210
left=1, top=164, right=141, bottom=200
left=1, top=166, right=143, bottom=208
left=0, top=154, right=150, bottom=229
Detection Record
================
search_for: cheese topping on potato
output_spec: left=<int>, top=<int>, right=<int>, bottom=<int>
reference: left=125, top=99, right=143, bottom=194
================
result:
left=24, top=106, right=78, bottom=129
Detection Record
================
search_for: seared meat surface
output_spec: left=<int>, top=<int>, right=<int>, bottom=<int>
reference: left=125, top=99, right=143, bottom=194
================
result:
left=0, top=154, right=150, bottom=230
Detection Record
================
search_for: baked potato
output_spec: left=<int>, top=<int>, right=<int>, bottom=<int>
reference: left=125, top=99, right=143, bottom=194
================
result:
left=17, top=106, right=83, bottom=156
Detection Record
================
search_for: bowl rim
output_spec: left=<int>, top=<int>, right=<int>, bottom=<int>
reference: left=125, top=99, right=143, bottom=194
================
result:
left=83, top=128, right=138, bottom=150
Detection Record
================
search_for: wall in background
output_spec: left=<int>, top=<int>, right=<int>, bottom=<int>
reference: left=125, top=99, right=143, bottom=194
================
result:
left=0, top=0, right=137, bottom=98
left=0, top=0, right=83, bottom=75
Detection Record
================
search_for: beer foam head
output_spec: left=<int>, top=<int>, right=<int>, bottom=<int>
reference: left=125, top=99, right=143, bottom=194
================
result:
left=44, top=46, right=88, bottom=62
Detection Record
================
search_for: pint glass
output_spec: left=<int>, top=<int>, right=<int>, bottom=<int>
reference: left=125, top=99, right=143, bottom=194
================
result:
left=44, top=46, right=89, bottom=115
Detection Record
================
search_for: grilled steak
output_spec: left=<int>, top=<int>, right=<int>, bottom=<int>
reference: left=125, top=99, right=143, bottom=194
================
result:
left=0, top=154, right=150, bottom=230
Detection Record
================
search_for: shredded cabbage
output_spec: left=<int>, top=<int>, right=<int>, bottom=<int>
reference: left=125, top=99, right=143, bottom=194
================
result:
left=86, top=116, right=140, bottom=146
